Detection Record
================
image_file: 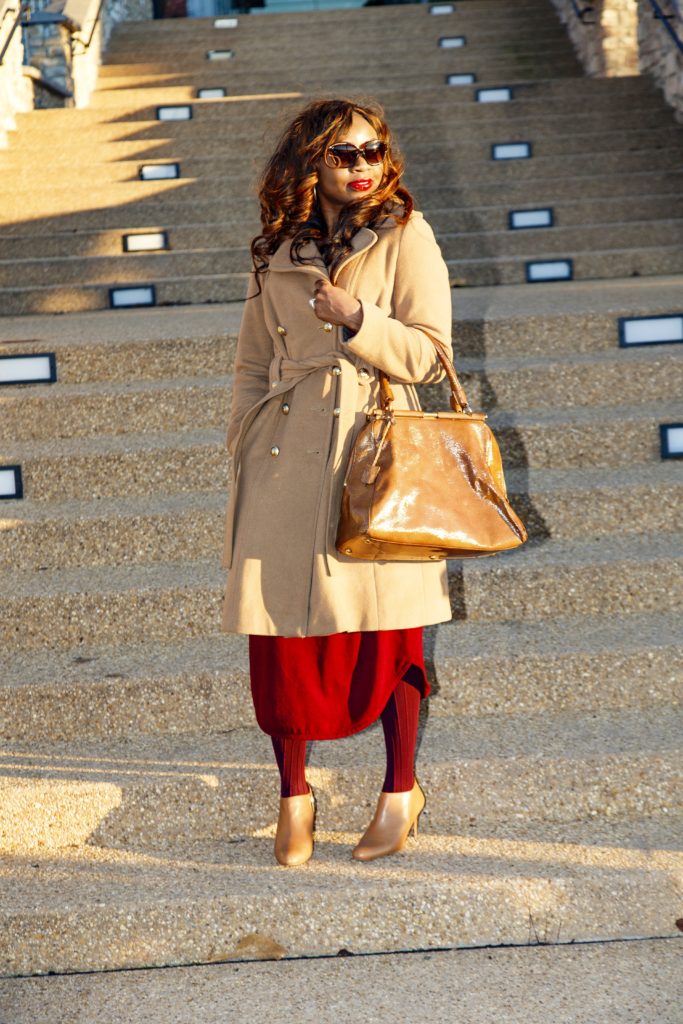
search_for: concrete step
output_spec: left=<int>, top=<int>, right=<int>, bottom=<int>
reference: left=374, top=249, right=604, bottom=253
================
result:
left=3, top=166, right=681, bottom=230
left=4, top=123, right=679, bottom=181
left=3, top=217, right=683, bottom=293
left=103, top=29, right=576, bottom=65
left=2, top=191, right=680, bottom=245
left=2, top=461, right=682, bottom=574
left=2, top=346, right=682, bottom=443
left=2, top=241, right=682, bottom=311
left=1, top=277, right=680, bottom=360
left=8, top=106, right=675, bottom=158
left=4, top=143, right=681, bottom=198
left=2, top=813, right=680, bottom=975
left=9, top=84, right=665, bottom=134
left=1, top=937, right=679, bottom=1023
left=3, top=392, right=682, bottom=507
left=2, top=708, right=680, bottom=852
left=0, top=609, right=679, bottom=742
left=0, top=533, right=680, bottom=651
left=87, top=76, right=658, bottom=113
left=94, top=55, right=583, bottom=91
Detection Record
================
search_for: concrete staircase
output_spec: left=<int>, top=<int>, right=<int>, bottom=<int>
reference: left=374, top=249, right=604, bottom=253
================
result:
left=1, top=0, right=682, bottom=977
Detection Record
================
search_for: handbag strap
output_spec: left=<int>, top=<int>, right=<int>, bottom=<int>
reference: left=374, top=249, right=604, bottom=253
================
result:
left=378, top=343, right=472, bottom=414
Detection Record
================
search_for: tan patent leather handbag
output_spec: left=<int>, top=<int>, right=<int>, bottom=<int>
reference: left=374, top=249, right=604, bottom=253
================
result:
left=336, top=346, right=528, bottom=561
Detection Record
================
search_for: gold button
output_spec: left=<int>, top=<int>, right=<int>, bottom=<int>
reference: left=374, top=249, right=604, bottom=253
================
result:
left=270, top=445, right=280, bottom=457
left=323, top=322, right=333, bottom=333
left=276, top=325, right=286, bottom=335
left=344, top=547, right=352, bottom=554
left=282, top=402, right=290, bottom=415
left=331, top=366, right=341, bottom=376
left=358, top=368, right=369, bottom=380
left=333, top=407, right=341, bottom=417
left=271, top=381, right=278, bottom=388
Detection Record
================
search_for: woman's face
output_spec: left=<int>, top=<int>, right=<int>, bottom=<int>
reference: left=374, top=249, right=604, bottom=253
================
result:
left=315, top=112, right=384, bottom=216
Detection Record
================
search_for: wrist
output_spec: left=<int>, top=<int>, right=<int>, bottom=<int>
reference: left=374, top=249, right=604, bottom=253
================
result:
left=344, top=299, right=363, bottom=333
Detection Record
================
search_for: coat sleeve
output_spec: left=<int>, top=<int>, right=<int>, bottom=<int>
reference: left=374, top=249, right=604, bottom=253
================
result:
left=225, top=272, right=274, bottom=457
left=342, top=214, right=453, bottom=384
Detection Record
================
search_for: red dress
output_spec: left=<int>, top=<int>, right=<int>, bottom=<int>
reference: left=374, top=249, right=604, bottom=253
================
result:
left=248, top=627, right=430, bottom=740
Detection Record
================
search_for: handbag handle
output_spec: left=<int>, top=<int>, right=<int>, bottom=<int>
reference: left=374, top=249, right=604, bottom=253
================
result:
left=378, top=342, right=472, bottom=414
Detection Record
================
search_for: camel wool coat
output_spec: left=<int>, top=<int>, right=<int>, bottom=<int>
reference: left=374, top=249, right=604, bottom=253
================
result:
left=220, top=208, right=454, bottom=637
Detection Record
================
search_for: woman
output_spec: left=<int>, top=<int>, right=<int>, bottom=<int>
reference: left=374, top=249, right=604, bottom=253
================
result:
left=220, top=97, right=454, bottom=866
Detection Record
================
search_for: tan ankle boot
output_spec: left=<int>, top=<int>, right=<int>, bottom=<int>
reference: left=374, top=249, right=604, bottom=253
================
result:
left=274, top=784, right=316, bottom=866
left=351, top=779, right=425, bottom=861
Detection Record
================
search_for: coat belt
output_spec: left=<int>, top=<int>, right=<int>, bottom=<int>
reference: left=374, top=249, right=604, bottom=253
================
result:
left=224, top=349, right=359, bottom=576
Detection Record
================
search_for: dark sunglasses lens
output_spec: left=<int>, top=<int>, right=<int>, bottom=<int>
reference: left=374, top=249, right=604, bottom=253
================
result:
left=364, top=142, right=386, bottom=164
left=327, top=145, right=357, bottom=168
left=326, top=142, right=386, bottom=167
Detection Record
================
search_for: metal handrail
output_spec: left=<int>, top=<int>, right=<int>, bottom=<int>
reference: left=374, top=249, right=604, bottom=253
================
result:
left=569, top=0, right=595, bottom=24
left=0, top=0, right=24, bottom=64
left=644, top=0, right=683, bottom=55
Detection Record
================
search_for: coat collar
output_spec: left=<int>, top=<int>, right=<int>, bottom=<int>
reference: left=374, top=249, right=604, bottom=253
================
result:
left=268, top=224, right=379, bottom=283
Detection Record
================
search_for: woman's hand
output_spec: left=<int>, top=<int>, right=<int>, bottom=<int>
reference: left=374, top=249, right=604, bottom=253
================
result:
left=312, top=279, right=363, bottom=333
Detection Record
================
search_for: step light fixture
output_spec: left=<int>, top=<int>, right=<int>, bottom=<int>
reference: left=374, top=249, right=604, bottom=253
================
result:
left=446, top=73, right=476, bottom=85
left=660, top=423, right=683, bottom=459
left=109, top=286, right=157, bottom=308
left=139, top=163, right=181, bottom=180
left=492, top=142, right=532, bottom=160
left=525, top=260, right=573, bottom=282
left=0, top=465, right=23, bottom=500
left=477, top=87, right=512, bottom=103
left=214, top=16, right=237, bottom=27
left=197, top=87, right=226, bottom=99
left=206, top=49, right=234, bottom=61
left=431, top=3, right=455, bottom=13
left=156, top=106, right=192, bottom=121
left=0, top=353, right=56, bottom=386
left=509, top=208, right=554, bottom=229
left=618, top=314, right=683, bottom=347
left=122, top=232, right=169, bottom=254
left=439, top=36, right=466, bottom=47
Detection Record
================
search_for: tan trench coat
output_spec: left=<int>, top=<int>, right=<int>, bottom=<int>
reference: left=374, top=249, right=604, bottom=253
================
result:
left=220, top=209, right=455, bottom=637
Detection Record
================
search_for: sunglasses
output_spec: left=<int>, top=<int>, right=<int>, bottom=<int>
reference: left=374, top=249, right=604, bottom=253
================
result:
left=323, top=140, right=387, bottom=169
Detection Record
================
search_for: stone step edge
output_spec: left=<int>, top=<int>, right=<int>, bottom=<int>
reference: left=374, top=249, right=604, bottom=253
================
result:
left=1, top=532, right=681, bottom=599
left=3, top=399, right=682, bottom=460
left=3, top=216, right=683, bottom=272
left=0, top=610, right=679, bottom=690
left=2, top=345, right=682, bottom=403
left=1, top=826, right=679, bottom=979
left=3, top=463, right=681, bottom=528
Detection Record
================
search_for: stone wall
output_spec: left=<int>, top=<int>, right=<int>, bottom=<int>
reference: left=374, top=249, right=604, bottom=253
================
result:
left=21, top=0, right=152, bottom=109
left=0, top=6, right=34, bottom=146
left=550, top=0, right=639, bottom=76
left=550, top=0, right=683, bottom=120
left=637, top=0, right=683, bottom=121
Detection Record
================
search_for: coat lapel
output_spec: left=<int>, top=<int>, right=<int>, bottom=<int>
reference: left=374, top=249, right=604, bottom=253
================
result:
left=268, top=226, right=379, bottom=283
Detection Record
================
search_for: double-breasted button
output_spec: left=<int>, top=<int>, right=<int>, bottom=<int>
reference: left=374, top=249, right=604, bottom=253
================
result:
left=281, top=402, right=290, bottom=415
left=270, top=445, right=280, bottom=457
left=331, top=366, right=341, bottom=376
left=333, top=407, right=341, bottom=417
left=276, top=325, right=287, bottom=336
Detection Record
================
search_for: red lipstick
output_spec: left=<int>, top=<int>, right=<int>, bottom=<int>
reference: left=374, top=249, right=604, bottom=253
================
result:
left=349, top=180, right=373, bottom=191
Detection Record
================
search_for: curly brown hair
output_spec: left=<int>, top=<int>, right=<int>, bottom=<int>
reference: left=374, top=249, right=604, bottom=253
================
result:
left=250, top=97, right=414, bottom=287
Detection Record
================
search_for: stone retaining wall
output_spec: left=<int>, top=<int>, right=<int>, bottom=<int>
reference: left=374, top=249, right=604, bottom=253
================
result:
left=0, top=8, right=34, bottom=146
left=550, top=0, right=683, bottom=121
left=637, top=0, right=683, bottom=120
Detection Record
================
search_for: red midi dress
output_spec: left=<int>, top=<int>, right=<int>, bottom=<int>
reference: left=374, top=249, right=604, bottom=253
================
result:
left=248, top=627, right=430, bottom=740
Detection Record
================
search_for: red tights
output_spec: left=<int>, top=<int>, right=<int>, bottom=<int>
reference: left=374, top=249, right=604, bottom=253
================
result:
left=271, top=669, right=422, bottom=797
